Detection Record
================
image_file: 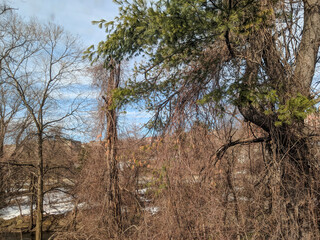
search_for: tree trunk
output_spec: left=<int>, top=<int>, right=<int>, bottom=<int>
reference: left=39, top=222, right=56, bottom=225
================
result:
left=0, top=139, right=3, bottom=158
left=29, top=173, right=35, bottom=232
left=104, top=61, right=121, bottom=228
left=35, top=133, right=44, bottom=240
left=275, top=129, right=319, bottom=238
left=267, top=1, right=320, bottom=236
left=237, top=2, right=320, bottom=237
left=0, top=125, right=5, bottom=158
left=293, top=0, right=320, bottom=96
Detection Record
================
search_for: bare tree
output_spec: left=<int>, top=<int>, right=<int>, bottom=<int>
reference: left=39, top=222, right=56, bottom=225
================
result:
left=1, top=15, right=83, bottom=240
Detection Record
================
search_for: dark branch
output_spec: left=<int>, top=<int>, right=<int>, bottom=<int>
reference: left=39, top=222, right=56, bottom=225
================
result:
left=213, top=136, right=270, bottom=166
left=0, top=161, right=35, bottom=168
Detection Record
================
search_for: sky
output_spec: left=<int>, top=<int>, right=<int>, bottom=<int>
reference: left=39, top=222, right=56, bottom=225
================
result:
left=11, top=0, right=151, bottom=140
left=14, top=0, right=118, bottom=47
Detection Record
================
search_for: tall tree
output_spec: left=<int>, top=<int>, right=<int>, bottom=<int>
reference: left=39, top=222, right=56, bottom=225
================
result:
left=87, top=0, right=320, bottom=238
left=104, top=61, right=121, bottom=231
left=90, top=60, right=122, bottom=232
left=2, top=15, right=82, bottom=240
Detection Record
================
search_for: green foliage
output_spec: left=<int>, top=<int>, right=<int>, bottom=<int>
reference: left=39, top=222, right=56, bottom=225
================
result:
left=87, top=0, right=315, bottom=131
left=275, top=94, right=316, bottom=127
left=197, top=87, right=226, bottom=105
left=243, top=88, right=279, bottom=110
left=86, top=0, right=269, bottom=65
left=86, top=0, right=210, bottom=63
left=229, top=82, right=316, bottom=127
left=225, top=79, right=317, bottom=127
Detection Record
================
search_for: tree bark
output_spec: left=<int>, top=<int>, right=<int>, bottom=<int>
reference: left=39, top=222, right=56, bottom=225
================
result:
left=0, top=122, right=6, bottom=158
left=104, top=61, right=121, bottom=228
left=293, top=1, right=320, bottom=96
left=237, top=2, right=320, bottom=237
left=35, top=133, right=44, bottom=240
left=29, top=173, right=35, bottom=232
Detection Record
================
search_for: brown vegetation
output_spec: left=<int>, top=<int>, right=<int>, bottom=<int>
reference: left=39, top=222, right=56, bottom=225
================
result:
left=52, top=113, right=319, bottom=239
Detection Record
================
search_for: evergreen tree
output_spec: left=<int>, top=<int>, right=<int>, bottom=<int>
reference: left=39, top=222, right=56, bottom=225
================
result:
left=87, top=0, right=320, bottom=238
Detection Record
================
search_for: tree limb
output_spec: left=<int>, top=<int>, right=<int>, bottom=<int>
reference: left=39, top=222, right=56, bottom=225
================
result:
left=213, top=136, right=270, bottom=166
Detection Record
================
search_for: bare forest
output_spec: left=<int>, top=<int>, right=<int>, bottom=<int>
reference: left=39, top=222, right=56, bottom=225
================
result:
left=0, top=0, right=320, bottom=240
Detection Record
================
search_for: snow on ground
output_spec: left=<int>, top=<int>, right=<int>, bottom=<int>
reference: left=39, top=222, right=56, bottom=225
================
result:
left=144, top=206, right=160, bottom=215
left=0, top=186, right=159, bottom=220
left=0, top=205, right=33, bottom=220
left=0, top=190, right=74, bottom=220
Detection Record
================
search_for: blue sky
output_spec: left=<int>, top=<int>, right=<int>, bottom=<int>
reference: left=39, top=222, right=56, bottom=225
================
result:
left=14, top=0, right=118, bottom=47
left=12, top=0, right=151, bottom=140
